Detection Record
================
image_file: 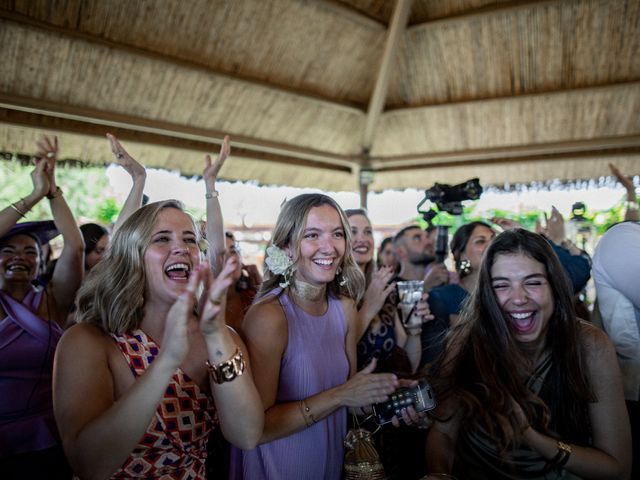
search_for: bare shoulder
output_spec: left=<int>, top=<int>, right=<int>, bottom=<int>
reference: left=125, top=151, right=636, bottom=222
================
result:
left=338, top=296, right=358, bottom=330
left=58, top=322, right=112, bottom=351
left=241, top=295, right=287, bottom=340
left=339, top=296, right=357, bottom=311
left=577, top=321, right=618, bottom=369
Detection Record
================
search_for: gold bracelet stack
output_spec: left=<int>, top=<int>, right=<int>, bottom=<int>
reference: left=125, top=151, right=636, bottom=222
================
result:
left=9, top=198, right=28, bottom=217
left=543, top=440, right=572, bottom=474
left=205, top=347, right=245, bottom=384
left=299, top=398, right=317, bottom=427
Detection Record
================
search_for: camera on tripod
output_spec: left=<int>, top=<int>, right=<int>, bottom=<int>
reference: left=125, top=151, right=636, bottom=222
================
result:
left=417, top=178, right=483, bottom=263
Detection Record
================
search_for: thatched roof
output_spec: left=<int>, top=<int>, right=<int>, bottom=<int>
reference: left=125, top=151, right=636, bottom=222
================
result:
left=1, top=0, right=638, bottom=192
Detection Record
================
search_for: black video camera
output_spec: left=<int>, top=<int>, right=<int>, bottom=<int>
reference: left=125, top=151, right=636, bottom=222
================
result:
left=424, top=178, right=483, bottom=215
left=417, top=179, right=483, bottom=263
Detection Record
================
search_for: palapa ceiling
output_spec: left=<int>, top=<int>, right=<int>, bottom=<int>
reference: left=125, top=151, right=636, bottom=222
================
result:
left=0, top=0, right=639, bottom=193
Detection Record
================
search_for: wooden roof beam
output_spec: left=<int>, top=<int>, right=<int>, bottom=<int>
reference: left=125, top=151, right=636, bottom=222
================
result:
left=372, top=135, right=640, bottom=171
left=375, top=148, right=640, bottom=173
left=408, top=0, right=563, bottom=29
left=0, top=107, right=354, bottom=174
left=361, top=0, right=412, bottom=153
left=383, top=80, right=640, bottom=112
left=0, top=93, right=357, bottom=172
left=318, top=0, right=388, bottom=29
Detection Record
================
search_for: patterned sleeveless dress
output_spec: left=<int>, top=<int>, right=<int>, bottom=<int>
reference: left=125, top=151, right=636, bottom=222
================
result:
left=109, top=330, right=216, bottom=479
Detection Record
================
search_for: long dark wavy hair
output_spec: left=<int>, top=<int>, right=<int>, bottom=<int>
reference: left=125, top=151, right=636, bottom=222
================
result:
left=432, top=229, right=593, bottom=453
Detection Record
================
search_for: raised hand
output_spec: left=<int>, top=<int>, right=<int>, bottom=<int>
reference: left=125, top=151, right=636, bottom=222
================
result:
left=36, top=135, right=58, bottom=195
left=491, top=216, right=521, bottom=231
left=609, top=163, right=636, bottom=197
left=198, top=257, right=237, bottom=336
left=337, top=358, right=398, bottom=407
left=544, top=206, right=565, bottom=244
left=203, top=135, right=230, bottom=191
left=361, top=265, right=395, bottom=317
left=107, top=133, right=146, bottom=180
left=30, top=157, right=50, bottom=199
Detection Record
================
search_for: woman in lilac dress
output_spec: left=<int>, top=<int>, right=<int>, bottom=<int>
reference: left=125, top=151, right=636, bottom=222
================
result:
left=230, top=194, right=399, bottom=480
left=0, top=136, right=84, bottom=479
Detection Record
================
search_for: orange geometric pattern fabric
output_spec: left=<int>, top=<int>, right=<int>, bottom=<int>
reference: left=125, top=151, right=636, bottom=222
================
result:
left=109, top=330, right=216, bottom=479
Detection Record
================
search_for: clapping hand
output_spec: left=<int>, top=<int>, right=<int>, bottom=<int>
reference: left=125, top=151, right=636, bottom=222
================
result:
left=203, top=135, right=230, bottom=191
left=36, top=135, right=58, bottom=196
left=198, top=256, right=237, bottom=336
left=107, top=133, right=146, bottom=181
left=30, top=154, right=50, bottom=199
left=161, top=257, right=237, bottom=368
left=361, top=266, right=396, bottom=319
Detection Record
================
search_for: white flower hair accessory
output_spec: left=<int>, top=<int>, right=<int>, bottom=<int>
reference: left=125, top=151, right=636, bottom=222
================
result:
left=265, top=244, right=294, bottom=288
left=198, top=238, right=210, bottom=253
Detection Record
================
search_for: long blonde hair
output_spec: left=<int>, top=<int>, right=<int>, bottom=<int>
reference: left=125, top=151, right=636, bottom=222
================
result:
left=258, top=194, right=365, bottom=302
left=75, top=200, right=199, bottom=334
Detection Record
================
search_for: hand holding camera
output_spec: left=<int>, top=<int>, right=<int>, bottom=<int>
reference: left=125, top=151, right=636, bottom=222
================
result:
left=372, top=380, right=436, bottom=426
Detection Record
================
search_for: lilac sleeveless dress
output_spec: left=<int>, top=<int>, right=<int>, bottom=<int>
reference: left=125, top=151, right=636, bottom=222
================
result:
left=0, top=288, right=63, bottom=456
left=229, top=289, right=349, bottom=480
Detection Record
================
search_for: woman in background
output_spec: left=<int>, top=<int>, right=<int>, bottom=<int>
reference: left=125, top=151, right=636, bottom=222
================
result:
left=0, top=136, right=83, bottom=479
left=424, top=221, right=494, bottom=367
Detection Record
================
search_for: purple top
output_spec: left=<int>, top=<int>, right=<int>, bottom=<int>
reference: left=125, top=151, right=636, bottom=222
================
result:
left=0, top=288, right=63, bottom=457
left=229, top=288, right=350, bottom=480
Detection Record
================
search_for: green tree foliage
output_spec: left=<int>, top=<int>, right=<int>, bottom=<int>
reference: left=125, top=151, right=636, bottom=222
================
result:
left=415, top=201, right=627, bottom=239
left=0, top=161, right=119, bottom=225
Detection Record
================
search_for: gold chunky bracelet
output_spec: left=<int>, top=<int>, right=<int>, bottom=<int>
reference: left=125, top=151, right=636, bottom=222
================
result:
left=205, top=347, right=245, bottom=384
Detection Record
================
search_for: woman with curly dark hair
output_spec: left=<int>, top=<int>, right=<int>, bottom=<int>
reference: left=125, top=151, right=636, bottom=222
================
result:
left=424, top=229, right=630, bottom=480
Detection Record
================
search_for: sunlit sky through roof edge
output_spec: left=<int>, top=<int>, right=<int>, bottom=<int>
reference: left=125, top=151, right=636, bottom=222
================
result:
left=107, top=166, right=634, bottom=227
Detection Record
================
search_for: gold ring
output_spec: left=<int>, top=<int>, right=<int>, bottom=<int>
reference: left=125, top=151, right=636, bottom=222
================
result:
left=211, top=298, right=222, bottom=306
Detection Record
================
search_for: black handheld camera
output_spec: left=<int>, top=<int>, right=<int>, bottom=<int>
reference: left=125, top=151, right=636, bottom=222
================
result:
left=434, top=225, right=449, bottom=263
left=372, top=380, right=437, bottom=425
left=417, top=178, right=483, bottom=262
left=418, top=178, right=483, bottom=218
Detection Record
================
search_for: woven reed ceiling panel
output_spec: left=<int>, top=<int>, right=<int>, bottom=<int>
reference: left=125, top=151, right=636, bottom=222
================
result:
left=0, top=0, right=638, bottom=191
